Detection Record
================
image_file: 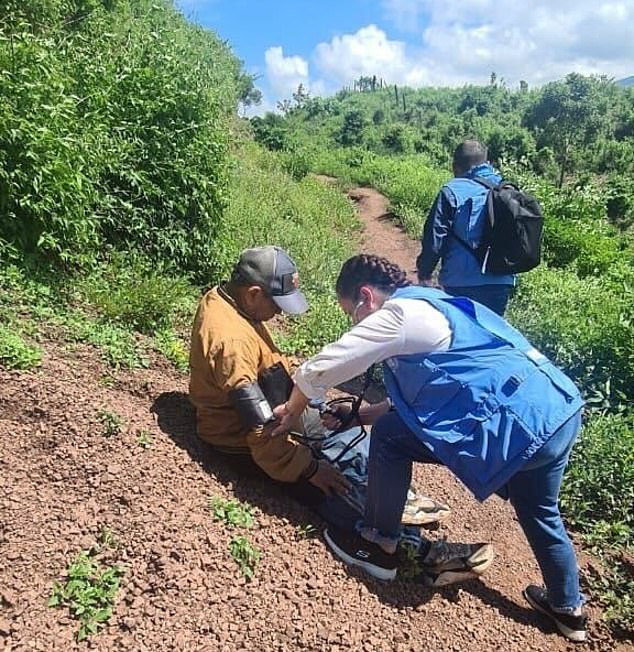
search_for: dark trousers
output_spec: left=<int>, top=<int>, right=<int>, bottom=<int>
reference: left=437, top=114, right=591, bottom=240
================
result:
left=212, top=415, right=370, bottom=532
left=444, top=284, right=514, bottom=316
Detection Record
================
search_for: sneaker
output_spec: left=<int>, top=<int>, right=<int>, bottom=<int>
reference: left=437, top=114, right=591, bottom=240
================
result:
left=421, top=540, right=495, bottom=587
left=401, top=494, right=451, bottom=526
left=323, top=528, right=398, bottom=581
left=523, top=585, right=587, bottom=643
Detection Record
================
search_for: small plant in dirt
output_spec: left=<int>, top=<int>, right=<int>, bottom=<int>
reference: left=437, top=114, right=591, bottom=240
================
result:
left=95, top=528, right=118, bottom=552
left=136, top=430, right=153, bottom=449
left=97, top=409, right=123, bottom=437
left=99, top=375, right=116, bottom=388
left=154, top=329, right=189, bottom=373
left=397, top=541, right=425, bottom=580
left=48, top=550, right=124, bottom=642
left=296, top=523, right=317, bottom=539
left=0, top=326, right=42, bottom=370
left=229, top=536, right=260, bottom=581
left=210, top=497, right=255, bottom=529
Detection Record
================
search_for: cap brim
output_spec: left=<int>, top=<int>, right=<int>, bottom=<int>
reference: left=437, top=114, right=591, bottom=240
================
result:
left=272, top=290, right=309, bottom=315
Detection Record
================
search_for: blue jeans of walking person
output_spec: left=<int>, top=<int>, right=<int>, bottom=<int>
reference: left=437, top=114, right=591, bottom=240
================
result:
left=361, top=409, right=583, bottom=611
left=444, top=284, right=514, bottom=316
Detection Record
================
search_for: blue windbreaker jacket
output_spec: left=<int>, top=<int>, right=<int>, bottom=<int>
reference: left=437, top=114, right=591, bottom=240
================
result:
left=417, top=163, right=516, bottom=287
left=383, top=286, right=583, bottom=500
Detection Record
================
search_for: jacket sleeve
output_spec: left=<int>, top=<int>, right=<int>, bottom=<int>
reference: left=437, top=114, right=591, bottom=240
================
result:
left=246, top=428, right=315, bottom=483
left=416, top=187, right=456, bottom=280
left=210, top=340, right=315, bottom=483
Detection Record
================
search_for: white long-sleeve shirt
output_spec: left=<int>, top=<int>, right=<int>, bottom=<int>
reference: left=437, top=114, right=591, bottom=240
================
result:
left=294, top=297, right=452, bottom=399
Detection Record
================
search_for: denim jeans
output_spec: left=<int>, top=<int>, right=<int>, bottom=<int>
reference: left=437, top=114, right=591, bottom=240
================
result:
left=363, top=409, right=583, bottom=610
left=214, top=409, right=373, bottom=532
left=444, top=284, right=514, bottom=316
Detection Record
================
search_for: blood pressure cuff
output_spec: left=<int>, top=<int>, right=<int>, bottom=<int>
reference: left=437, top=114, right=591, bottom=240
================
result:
left=229, top=381, right=275, bottom=428
left=229, top=363, right=294, bottom=429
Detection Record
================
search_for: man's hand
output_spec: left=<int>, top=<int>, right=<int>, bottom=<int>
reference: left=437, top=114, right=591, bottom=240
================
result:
left=308, top=460, right=351, bottom=497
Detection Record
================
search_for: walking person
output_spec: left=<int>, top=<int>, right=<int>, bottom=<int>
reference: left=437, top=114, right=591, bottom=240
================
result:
left=417, top=140, right=515, bottom=315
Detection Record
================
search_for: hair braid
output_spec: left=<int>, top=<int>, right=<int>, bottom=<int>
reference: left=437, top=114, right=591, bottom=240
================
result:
left=335, top=254, right=410, bottom=300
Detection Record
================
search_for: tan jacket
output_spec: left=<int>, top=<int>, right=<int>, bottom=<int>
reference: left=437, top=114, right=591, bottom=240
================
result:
left=188, top=286, right=313, bottom=482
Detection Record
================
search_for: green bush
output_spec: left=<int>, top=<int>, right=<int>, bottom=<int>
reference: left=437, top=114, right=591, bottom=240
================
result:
left=561, top=413, right=634, bottom=548
left=0, top=1, right=241, bottom=277
left=75, top=255, right=196, bottom=334
left=508, top=265, right=634, bottom=405
left=0, top=326, right=42, bottom=369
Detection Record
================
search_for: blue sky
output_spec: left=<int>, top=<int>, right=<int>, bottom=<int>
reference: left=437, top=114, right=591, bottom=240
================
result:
left=177, top=0, right=634, bottom=113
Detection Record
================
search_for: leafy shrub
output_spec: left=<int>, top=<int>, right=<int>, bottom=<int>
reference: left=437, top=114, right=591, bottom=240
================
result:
left=507, top=266, right=634, bottom=405
left=154, top=329, right=189, bottom=373
left=561, top=413, right=634, bottom=549
left=0, top=1, right=241, bottom=278
left=66, top=316, right=148, bottom=369
left=49, top=550, right=124, bottom=642
left=0, top=326, right=42, bottom=369
left=76, top=255, right=195, bottom=334
left=229, top=535, right=260, bottom=580
left=97, top=409, right=124, bottom=437
left=210, top=497, right=255, bottom=529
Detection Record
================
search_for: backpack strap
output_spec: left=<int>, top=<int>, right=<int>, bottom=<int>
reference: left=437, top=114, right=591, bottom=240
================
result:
left=449, top=177, right=497, bottom=264
left=470, top=176, right=498, bottom=191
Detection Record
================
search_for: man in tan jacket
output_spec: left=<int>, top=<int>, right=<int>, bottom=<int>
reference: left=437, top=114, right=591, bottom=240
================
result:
left=189, top=246, right=452, bottom=531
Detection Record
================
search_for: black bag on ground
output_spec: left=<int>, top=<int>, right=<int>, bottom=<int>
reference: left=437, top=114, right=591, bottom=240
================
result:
left=455, top=177, right=544, bottom=275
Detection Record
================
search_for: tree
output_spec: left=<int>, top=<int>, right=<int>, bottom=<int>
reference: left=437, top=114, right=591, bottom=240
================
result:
left=292, top=83, right=310, bottom=109
left=338, top=110, right=367, bottom=146
left=236, top=72, right=262, bottom=113
left=525, top=73, right=613, bottom=186
left=276, top=99, right=292, bottom=115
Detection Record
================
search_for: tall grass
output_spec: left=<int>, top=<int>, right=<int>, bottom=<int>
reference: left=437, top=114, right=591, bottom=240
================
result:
left=311, top=148, right=448, bottom=236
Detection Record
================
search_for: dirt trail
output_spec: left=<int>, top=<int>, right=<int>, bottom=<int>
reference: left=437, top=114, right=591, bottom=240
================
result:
left=347, top=186, right=420, bottom=279
left=0, top=185, right=626, bottom=651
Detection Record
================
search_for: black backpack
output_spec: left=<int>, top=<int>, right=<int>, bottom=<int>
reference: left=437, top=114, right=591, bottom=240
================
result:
left=453, top=177, right=544, bottom=275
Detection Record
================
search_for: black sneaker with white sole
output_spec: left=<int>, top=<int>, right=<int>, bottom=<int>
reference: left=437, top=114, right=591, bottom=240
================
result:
left=323, top=528, right=398, bottom=581
left=523, top=584, right=587, bottom=643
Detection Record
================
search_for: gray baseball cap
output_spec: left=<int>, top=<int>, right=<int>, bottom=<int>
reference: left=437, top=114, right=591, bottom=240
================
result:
left=234, top=246, right=308, bottom=315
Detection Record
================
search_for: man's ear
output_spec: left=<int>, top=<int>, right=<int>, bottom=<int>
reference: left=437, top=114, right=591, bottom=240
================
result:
left=245, top=285, right=266, bottom=302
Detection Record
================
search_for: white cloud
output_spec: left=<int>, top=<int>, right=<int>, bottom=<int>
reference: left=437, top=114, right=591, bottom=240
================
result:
left=314, top=24, right=431, bottom=88
left=377, top=0, right=634, bottom=86
left=264, top=46, right=309, bottom=97
left=260, top=1, right=634, bottom=106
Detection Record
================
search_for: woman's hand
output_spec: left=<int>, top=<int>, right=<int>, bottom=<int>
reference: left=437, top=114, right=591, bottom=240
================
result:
left=320, top=403, right=353, bottom=431
left=272, top=402, right=295, bottom=436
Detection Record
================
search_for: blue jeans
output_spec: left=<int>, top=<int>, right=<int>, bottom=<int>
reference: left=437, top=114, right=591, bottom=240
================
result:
left=364, top=410, right=583, bottom=610
left=444, top=284, right=514, bottom=316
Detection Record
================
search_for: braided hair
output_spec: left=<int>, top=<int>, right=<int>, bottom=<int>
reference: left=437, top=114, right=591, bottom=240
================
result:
left=335, top=254, right=410, bottom=301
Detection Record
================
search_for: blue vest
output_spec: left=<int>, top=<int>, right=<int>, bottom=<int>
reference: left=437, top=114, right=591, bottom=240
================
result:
left=440, top=165, right=515, bottom=288
left=383, top=286, right=583, bottom=501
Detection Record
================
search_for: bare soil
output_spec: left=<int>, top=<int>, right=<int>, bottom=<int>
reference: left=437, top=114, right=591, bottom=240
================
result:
left=0, top=184, right=627, bottom=651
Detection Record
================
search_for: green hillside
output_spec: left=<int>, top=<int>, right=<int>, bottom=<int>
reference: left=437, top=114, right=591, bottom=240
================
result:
left=0, top=2, right=632, bottom=637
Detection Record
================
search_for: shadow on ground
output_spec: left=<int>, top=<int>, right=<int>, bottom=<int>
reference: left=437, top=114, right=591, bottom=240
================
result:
left=151, top=390, right=548, bottom=633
